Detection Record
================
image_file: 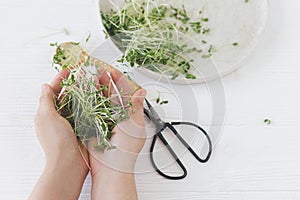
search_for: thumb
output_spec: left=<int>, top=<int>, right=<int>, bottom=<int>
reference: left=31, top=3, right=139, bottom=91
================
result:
left=37, top=84, right=57, bottom=115
left=128, top=89, right=147, bottom=126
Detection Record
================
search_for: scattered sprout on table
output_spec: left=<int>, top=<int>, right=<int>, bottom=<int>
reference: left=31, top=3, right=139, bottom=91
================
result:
left=85, top=33, right=92, bottom=43
left=159, top=100, right=169, bottom=105
left=264, top=118, right=271, bottom=125
left=155, top=92, right=169, bottom=105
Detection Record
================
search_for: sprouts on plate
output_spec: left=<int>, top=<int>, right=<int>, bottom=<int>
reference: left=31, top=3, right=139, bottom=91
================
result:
left=101, top=0, right=214, bottom=80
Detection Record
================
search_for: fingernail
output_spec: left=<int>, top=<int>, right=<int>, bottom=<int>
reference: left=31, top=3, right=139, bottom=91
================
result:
left=41, top=84, right=49, bottom=95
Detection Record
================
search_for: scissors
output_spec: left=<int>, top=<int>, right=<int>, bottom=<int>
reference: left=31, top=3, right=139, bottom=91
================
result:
left=144, top=99, right=212, bottom=180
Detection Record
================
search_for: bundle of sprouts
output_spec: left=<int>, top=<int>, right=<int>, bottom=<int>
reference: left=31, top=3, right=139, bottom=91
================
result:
left=51, top=42, right=132, bottom=151
left=101, top=0, right=213, bottom=79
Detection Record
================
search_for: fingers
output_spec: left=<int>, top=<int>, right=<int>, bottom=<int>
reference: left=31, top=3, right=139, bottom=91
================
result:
left=98, top=69, right=137, bottom=106
left=51, top=69, right=70, bottom=96
left=111, top=69, right=134, bottom=97
left=37, top=84, right=57, bottom=117
left=98, top=69, right=111, bottom=97
left=110, top=69, right=123, bottom=83
left=110, top=89, right=147, bottom=154
left=110, top=70, right=133, bottom=105
left=98, top=68, right=146, bottom=124
left=128, top=89, right=147, bottom=127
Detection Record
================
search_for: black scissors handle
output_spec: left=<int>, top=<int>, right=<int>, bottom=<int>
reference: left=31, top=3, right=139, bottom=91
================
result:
left=169, top=122, right=212, bottom=163
left=150, top=122, right=212, bottom=180
left=150, top=130, right=188, bottom=180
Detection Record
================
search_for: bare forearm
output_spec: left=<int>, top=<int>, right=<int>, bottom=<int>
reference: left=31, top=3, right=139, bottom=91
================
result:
left=91, top=165, right=137, bottom=200
left=29, top=163, right=87, bottom=200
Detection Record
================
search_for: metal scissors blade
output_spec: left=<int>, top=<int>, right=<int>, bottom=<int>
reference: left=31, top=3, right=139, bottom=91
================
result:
left=145, top=99, right=160, bottom=120
left=144, top=99, right=165, bottom=132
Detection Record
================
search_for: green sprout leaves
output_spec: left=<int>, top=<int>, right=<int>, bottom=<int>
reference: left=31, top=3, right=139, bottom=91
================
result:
left=51, top=42, right=131, bottom=151
left=101, top=0, right=216, bottom=80
left=57, top=70, right=129, bottom=151
left=264, top=118, right=271, bottom=125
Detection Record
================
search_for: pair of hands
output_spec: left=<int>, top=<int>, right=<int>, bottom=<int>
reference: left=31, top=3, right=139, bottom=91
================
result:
left=30, top=69, right=147, bottom=200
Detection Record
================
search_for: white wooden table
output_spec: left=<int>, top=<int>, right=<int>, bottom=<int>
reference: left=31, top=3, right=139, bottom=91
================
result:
left=1, top=0, right=300, bottom=199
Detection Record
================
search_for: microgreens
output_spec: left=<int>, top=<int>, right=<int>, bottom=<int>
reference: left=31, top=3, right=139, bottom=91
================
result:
left=155, top=93, right=169, bottom=105
left=86, top=33, right=92, bottom=43
left=51, top=42, right=130, bottom=151
left=57, top=70, right=128, bottom=150
left=160, top=100, right=169, bottom=105
left=264, top=118, right=271, bottom=125
left=101, top=0, right=215, bottom=80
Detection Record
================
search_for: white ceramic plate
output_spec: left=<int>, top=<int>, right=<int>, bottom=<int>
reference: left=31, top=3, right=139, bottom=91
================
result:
left=98, top=0, right=269, bottom=84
